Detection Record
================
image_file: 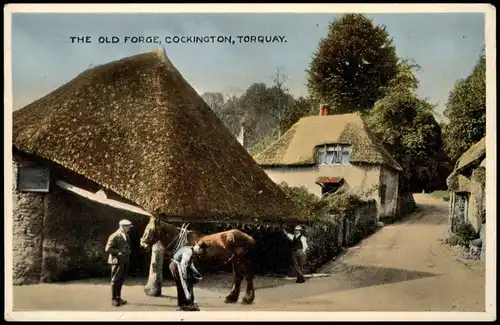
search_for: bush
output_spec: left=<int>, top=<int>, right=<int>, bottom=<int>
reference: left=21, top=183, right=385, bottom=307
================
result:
left=324, top=192, right=365, bottom=214
left=430, top=190, right=450, bottom=202
left=279, top=182, right=328, bottom=223
left=448, top=222, right=478, bottom=248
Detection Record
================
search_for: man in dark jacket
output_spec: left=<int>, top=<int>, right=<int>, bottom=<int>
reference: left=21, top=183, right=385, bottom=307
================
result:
left=105, top=219, right=133, bottom=307
left=283, top=225, right=309, bottom=283
left=169, top=245, right=203, bottom=311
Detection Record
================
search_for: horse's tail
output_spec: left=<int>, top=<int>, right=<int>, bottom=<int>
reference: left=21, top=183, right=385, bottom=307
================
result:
left=243, top=235, right=258, bottom=265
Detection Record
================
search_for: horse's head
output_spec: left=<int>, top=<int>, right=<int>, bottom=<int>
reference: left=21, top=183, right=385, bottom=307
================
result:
left=140, top=217, right=162, bottom=251
left=193, top=238, right=209, bottom=256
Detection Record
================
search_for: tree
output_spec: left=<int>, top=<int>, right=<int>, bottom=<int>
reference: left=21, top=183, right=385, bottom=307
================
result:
left=307, top=13, right=399, bottom=114
left=269, top=68, right=294, bottom=138
left=365, top=90, right=452, bottom=192
left=279, top=96, right=313, bottom=135
left=201, top=92, right=225, bottom=115
left=443, top=49, right=486, bottom=162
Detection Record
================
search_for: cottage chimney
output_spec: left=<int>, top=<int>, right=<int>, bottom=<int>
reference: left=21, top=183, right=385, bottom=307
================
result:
left=319, top=104, right=330, bottom=116
left=237, top=121, right=246, bottom=148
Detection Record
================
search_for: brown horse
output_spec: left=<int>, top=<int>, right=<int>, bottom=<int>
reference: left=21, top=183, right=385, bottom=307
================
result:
left=139, top=217, right=256, bottom=304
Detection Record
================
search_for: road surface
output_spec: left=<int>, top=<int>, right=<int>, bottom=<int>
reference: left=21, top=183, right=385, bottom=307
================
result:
left=11, top=194, right=485, bottom=312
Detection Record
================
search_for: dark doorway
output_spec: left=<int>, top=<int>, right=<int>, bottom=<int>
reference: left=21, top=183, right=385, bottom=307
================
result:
left=322, top=182, right=342, bottom=196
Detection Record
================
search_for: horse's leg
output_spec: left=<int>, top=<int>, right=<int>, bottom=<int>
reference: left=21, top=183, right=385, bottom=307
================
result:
left=225, top=260, right=243, bottom=303
left=241, top=257, right=255, bottom=304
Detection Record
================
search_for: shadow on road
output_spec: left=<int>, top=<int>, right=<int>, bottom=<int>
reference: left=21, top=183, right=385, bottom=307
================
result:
left=330, top=262, right=442, bottom=288
left=256, top=262, right=441, bottom=303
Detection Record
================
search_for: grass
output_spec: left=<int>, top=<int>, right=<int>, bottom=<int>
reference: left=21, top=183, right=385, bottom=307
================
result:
left=429, top=190, right=450, bottom=202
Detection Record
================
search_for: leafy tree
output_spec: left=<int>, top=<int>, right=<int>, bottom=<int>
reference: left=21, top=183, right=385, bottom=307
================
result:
left=218, top=95, right=244, bottom=136
left=307, top=13, right=399, bottom=114
left=201, top=92, right=225, bottom=114
left=365, top=89, right=452, bottom=192
left=443, top=49, right=486, bottom=162
left=279, top=96, right=313, bottom=135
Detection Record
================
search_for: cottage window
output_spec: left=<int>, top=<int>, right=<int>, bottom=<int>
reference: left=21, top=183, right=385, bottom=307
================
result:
left=17, top=166, right=51, bottom=193
left=317, top=145, right=351, bottom=165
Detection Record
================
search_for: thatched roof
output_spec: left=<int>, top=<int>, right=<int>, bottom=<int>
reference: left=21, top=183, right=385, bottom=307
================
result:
left=454, top=137, right=486, bottom=172
left=447, top=137, right=486, bottom=192
left=254, top=113, right=403, bottom=171
left=12, top=49, right=305, bottom=223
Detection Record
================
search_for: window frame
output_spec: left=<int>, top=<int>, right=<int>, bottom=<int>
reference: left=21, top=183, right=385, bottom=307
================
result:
left=16, top=166, right=51, bottom=193
left=316, top=144, right=351, bottom=166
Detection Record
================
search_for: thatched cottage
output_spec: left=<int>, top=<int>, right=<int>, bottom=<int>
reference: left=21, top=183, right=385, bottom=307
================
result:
left=446, top=137, right=486, bottom=234
left=253, top=106, right=403, bottom=221
left=11, top=48, right=305, bottom=285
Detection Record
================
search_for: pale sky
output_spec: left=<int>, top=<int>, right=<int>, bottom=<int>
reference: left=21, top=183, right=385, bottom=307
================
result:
left=11, top=13, right=485, bottom=119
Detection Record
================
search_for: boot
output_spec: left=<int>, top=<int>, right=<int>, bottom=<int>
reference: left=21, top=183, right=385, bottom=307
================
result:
left=111, top=283, right=120, bottom=307
left=296, top=277, right=306, bottom=283
left=116, top=281, right=127, bottom=305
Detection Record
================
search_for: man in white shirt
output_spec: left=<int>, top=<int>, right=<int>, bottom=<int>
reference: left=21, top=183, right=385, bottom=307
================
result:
left=105, top=219, right=133, bottom=307
left=283, top=225, right=308, bottom=283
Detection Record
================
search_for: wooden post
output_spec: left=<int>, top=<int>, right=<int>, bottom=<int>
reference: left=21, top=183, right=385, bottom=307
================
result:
left=144, top=241, right=165, bottom=297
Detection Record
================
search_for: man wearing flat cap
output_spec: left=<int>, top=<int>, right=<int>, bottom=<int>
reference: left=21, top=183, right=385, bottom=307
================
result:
left=105, top=219, right=133, bottom=307
left=283, top=225, right=308, bottom=283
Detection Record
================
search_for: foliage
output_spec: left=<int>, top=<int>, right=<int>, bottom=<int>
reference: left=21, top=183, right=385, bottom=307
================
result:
left=448, top=222, right=478, bottom=248
left=200, top=92, right=225, bottom=115
left=364, top=86, right=453, bottom=192
left=279, top=96, right=314, bottom=136
left=429, top=190, right=450, bottom=202
left=278, top=182, right=328, bottom=222
left=443, top=49, right=486, bottom=163
left=306, top=13, right=399, bottom=114
left=323, top=192, right=364, bottom=214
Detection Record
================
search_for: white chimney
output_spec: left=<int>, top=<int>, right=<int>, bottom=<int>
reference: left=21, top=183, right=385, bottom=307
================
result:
left=237, top=124, right=246, bottom=148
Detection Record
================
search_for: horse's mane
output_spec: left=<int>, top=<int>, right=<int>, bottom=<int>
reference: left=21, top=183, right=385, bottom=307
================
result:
left=156, top=218, right=204, bottom=236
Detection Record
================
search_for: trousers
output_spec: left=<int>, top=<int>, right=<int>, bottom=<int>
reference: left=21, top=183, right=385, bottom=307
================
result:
left=292, top=250, right=305, bottom=281
left=169, top=262, right=195, bottom=307
left=111, top=262, right=129, bottom=300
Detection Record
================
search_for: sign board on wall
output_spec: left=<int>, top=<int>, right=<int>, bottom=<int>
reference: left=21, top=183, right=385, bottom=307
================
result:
left=17, top=167, right=51, bottom=193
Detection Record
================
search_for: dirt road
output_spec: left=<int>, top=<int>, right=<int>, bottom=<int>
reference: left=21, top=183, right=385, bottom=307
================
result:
left=11, top=194, right=486, bottom=312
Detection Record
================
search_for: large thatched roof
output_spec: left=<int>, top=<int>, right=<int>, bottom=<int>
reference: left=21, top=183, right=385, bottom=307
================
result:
left=454, top=137, right=486, bottom=172
left=254, top=113, right=403, bottom=171
left=12, top=49, right=305, bottom=223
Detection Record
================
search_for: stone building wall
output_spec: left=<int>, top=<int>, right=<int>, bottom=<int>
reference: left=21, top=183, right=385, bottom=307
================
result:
left=12, top=157, right=45, bottom=285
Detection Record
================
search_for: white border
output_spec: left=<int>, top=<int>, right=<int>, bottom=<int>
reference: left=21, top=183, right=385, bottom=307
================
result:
left=4, top=3, right=496, bottom=322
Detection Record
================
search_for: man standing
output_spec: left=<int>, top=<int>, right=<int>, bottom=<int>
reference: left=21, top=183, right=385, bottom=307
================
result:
left=169, top=245, right=203, bottom=311
left=283, top=225, right=308, bottom=283
left=105, top=219, right=133, bottom=307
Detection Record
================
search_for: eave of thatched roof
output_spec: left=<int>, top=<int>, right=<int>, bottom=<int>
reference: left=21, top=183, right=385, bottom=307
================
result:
left=455, top=137, right=486, bottom=172
left=12, top=49, right=306, bottom=224
left=446, top=171, right=472, bottom=192
left=253, top=113, right=403, bottom=172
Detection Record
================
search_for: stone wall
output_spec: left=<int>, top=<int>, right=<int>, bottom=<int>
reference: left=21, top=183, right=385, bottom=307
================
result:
left=468, top=167, right=486, bottom=232
left=12, top=157, right=45, bottom=285
left=378, top=166, right=399, bottom=221
left=303, top=200, right=378, bottom=274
